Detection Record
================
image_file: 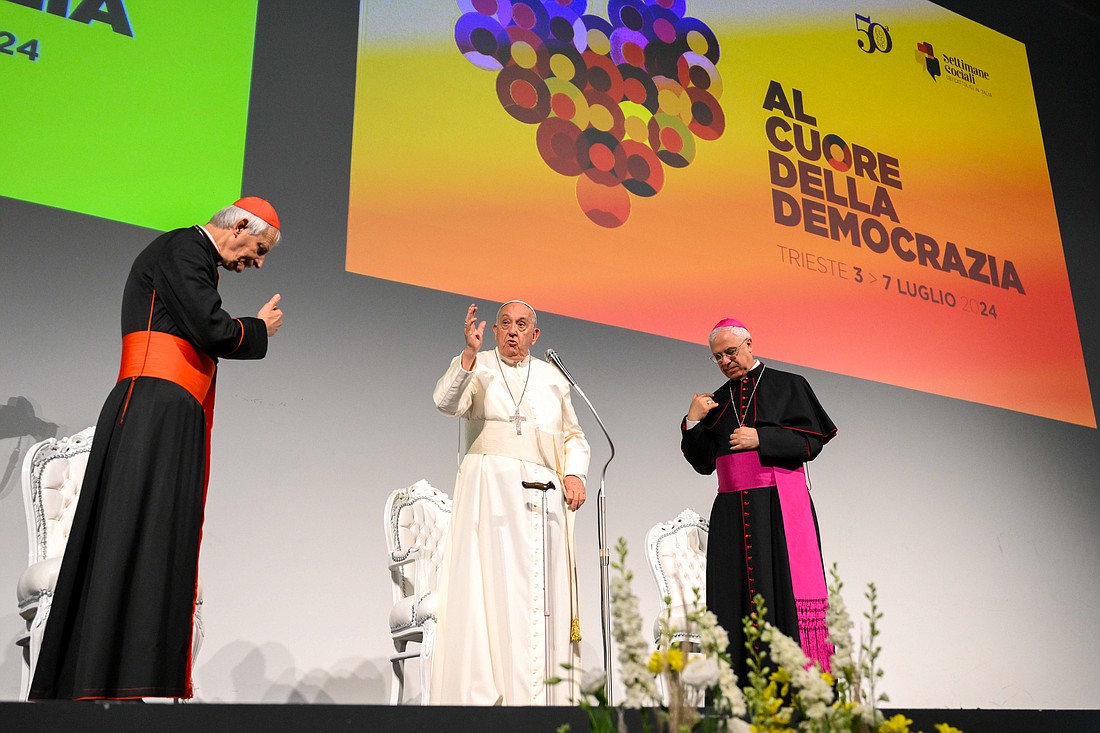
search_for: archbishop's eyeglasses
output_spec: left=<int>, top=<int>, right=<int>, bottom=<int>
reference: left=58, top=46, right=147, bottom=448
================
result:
left=709, top=337, right=749, bottom=364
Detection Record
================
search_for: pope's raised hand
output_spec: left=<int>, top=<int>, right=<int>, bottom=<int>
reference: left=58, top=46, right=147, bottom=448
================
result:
left=461, top=303, right=485, bottom=370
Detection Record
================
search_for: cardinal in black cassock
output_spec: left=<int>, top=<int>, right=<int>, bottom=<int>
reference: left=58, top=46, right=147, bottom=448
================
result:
left=30, top=197, right=284, bottom=700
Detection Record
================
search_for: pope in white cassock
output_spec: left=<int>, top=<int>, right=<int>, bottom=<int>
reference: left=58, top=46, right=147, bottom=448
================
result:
left=429, top=300, right=590, bottom=705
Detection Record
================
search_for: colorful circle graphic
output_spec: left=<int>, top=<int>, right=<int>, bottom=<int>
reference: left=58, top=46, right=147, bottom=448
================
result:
left=577, top=174, right=631, bottom=228
left=455, top=0, right=725, bottom=227
left=497, top=65, right=552, bottom=124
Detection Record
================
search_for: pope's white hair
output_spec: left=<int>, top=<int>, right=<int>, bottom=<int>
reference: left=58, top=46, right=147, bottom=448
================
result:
left=496, top=299, right=537, bottom=326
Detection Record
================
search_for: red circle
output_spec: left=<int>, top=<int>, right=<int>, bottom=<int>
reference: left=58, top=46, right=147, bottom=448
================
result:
left=621, top=42, right=646, bottom=67
left=577, top=176, right=630, bottom=228
left=511, top=79, right=538, bottom=109
left=660, top=127, right=683, bottom=153
left=551, top=94, right=577, bottom=120
left=589, top=143, right=616, bottom=171
left=623, top=78, right=647, bottom=104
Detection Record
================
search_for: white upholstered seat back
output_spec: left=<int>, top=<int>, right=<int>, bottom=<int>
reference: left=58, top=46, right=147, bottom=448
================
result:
left=645, top=508, right=709, bottom=622
left=385, top=480, right=451, bottom=601
left=383, top=480, right=452, bottom=704
left=24, top=428, right=95, bottom=566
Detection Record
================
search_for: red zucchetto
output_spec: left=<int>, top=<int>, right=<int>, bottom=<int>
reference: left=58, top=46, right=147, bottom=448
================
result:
left=233, top=196, right=280, bottom=230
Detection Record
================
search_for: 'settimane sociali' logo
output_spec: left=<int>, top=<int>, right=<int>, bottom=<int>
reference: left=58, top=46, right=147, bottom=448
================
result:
left=915, top=40, right=992, bottom=97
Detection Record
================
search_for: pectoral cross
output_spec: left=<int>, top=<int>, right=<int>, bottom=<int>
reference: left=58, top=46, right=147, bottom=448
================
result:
left=512, top=411, right=527, bottom=435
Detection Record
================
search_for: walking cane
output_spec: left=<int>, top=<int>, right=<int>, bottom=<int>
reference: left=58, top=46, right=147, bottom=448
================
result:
left=523, top=479, right=556, bottom=706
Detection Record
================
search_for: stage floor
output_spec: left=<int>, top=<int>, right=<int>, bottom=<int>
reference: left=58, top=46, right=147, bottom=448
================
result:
left=1, top=702, right=1098, bottom=733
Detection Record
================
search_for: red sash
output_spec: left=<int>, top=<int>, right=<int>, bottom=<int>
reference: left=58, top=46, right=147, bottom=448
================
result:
left=118, top=331, right=215, bottom=405
left=116, top=327, right=216, bottom=698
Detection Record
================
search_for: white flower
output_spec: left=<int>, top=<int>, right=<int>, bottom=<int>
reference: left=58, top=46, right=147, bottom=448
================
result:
left=691, top=607, right=730, bottom=657
left=715, top=664, right=747, bottom=718
left=827, top=565, right=858, bottom=689
left=804, top=701, right=828, bottom=720
left=762, top=622, right=835, bottom=712
left=581, top=667, right=607, bottom=696
left=681, top=656, right=720, bottom=688
left=610, top=544, right=660, bottom=708
left=727, top=719, right=753, bottom=733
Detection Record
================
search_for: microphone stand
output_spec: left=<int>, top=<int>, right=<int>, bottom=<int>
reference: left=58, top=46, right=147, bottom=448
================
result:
left=546, top=349, right=616, bottom=704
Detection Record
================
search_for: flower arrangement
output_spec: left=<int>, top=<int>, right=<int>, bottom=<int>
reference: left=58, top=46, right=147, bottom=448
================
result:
left=559, top=539, right=963, bottom=733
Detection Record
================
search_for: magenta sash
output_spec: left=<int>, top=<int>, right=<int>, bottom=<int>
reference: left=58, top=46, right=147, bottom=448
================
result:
left=717, top=451, right=833, bottom=670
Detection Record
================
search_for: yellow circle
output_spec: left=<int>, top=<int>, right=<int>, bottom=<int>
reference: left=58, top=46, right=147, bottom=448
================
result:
left=512, top=42, right=538, bottom=70
left=624, top=115, right=649, bottom=142
left=620, top=101, right=652, bottom=142
left=549, top=53, right=575, bottom=80
left=686, top=30, right=708, bottom=55
left=657, top=87, right=688, bottom=118
left=588, top=105, right=614, bottom=132
left=587, top=30, right=611, bottom=56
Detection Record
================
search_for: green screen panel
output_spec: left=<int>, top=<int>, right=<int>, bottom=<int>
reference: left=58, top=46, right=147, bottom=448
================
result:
left=0, top=1, right=259, bottom=230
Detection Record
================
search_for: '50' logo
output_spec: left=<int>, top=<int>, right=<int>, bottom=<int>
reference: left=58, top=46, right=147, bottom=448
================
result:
left=855, top=13, right=892, bottom=54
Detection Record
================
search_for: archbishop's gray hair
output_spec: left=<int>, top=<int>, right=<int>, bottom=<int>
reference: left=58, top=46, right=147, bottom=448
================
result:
left=709, top=325, right=751, bottom=344
left=208, top=204, right=282, bottom=246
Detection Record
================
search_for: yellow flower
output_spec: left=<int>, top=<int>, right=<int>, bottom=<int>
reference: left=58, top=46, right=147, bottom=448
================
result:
left=667, top=647, right=685, bottom=672
left=879, top=713, right=913, bottom=733
left=821, top=671, right=835, bottom=686
left=934, top=725, right=964, bottom=733
left=646, top=651, right=663, bottom=674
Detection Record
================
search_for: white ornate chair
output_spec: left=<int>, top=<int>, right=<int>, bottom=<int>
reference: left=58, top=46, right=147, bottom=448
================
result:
left=16, top=426, right=205, bottom=700
left=383, top=479, right=452, bottom=705
left=17, top=427, right=94, bottom=699
left=644, top=508, right=710, bottom=650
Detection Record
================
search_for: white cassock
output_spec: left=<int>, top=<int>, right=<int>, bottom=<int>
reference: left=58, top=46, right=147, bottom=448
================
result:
left=429, top=348, right=591, bottom=705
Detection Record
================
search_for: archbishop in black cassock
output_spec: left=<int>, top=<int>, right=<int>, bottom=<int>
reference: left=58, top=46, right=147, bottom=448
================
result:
left=681, top=318, right=836, bottom=683
left=30, top=198, right=283, bottom=700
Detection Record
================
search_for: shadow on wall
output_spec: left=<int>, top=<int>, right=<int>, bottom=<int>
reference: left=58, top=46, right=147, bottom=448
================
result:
left=195, top=641, right=387, bottom=703
left=0, top=397, right=59, bottom=501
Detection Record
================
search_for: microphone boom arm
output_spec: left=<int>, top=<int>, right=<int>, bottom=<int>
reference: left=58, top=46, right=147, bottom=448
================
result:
left=546, top=349, right=616, bottom=704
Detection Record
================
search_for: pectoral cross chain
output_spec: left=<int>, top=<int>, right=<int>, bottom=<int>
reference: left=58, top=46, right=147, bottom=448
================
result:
left=495, top=350, right=533, bottom=436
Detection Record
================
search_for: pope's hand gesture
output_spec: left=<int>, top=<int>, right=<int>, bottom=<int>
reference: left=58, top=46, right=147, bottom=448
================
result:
left=461, top=303, right=485, bottom=370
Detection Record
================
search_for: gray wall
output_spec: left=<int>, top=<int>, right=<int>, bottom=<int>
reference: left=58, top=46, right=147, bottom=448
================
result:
left=1, top=0, right=1097, bottom=707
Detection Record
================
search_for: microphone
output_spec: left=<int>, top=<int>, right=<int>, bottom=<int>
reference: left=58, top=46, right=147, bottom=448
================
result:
left=545, top=349, right=577, bottom=386
left=545, top=346, right=617, bottom=703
